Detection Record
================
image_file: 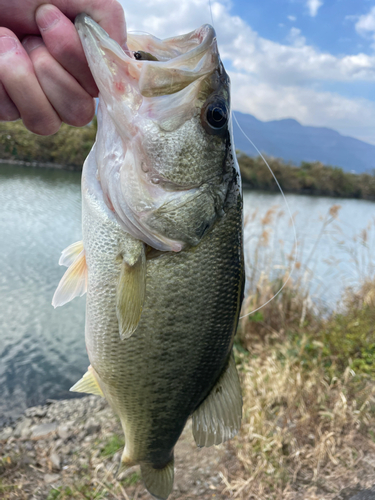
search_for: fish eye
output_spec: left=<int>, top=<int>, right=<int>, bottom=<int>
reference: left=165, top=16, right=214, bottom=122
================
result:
left=207, top=103, right=227, bottom=128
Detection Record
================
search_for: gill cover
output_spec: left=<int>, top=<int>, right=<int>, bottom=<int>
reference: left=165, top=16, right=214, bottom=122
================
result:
left=76, top=14, right=232, bottom=252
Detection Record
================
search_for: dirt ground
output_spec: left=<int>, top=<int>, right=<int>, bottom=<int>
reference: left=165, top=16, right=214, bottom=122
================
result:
left=1, top=396, right=375, bottom=500
left=0, top=396, right=239, bottom=500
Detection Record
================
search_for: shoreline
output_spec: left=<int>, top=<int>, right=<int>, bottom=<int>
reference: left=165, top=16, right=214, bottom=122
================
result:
left=0, top=158, right=81, bottom=172
left=2, top=158, right=375, bottom=202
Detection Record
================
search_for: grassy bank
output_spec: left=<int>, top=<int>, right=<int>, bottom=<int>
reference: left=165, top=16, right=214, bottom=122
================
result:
left=0, top=121, right=96, bottom=169
left=227, top=206, right=375, bottom=499
left=2, top=120, right=375, bottom=201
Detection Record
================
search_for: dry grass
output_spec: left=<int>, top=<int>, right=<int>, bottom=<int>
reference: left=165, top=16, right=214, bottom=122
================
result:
left=227, top=205, right=375, bottom=499
left=227, top=343, right=375, bottom=499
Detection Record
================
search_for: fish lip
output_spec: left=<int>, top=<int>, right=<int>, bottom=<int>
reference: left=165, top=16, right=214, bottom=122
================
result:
left=74, top=12, right=91, bottom=30
left=75, top=13, right=106, bottom=39
left=75, top=13, right=103, bottom=43
left=75, top=12, right=126, bottom=60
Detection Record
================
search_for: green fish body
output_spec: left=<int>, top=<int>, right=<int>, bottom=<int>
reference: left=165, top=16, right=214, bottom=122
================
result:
left=53, top=14, right=244, bottom=500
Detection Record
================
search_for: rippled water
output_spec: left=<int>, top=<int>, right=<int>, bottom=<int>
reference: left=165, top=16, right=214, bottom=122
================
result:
left=1, top=163, right=375, bottom=424
left=242, top=191, right=375, bottom=308
left=0, top=165, right=87, bottom=425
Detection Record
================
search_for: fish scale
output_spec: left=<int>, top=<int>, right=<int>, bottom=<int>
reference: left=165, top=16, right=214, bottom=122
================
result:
left=83, top=151, right=243, bottom=467
left=52, top=14, right=245, bottom=500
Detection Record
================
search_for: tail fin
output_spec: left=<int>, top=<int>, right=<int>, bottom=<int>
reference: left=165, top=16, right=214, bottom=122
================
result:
left=140, top=457, right=174, bottom=500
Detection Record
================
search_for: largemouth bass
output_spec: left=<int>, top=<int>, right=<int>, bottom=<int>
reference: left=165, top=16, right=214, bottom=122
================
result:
left=53, top=13, right=244, bottom=500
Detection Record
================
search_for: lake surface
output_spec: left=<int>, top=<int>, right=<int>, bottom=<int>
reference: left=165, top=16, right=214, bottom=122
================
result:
left=1, top=163, right=375, bottom=424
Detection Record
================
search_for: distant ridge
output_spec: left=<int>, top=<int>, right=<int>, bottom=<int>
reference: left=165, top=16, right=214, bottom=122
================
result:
left=232, top=111, right=375, bottom=174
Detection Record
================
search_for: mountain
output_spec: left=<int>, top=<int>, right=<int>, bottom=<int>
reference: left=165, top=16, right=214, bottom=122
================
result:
left=232, top=112, right=375, bottom=174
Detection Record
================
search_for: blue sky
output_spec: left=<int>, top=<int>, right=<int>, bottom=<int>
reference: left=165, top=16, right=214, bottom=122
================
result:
left=229, top=0, right=375, bottom=102
left=232, top=0, right=374, bottom=57
left=119, top=0, right=375, bottom=144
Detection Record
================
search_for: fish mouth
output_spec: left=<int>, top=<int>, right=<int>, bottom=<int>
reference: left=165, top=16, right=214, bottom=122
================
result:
left=76, top=14, right=230, bottom=253
left=75, top=13, right=219, bottom=100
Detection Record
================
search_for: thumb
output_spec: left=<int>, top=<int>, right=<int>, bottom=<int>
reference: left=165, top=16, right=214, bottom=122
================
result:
left=48, top=0, right=127, bottom=49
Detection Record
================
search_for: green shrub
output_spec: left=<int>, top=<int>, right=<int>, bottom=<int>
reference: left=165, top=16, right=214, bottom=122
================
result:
left=238, top=152, right=375, bottom=200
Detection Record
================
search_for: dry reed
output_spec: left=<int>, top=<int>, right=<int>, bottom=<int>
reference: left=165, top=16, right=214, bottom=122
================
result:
left=228, top=205, right=375, bottom=499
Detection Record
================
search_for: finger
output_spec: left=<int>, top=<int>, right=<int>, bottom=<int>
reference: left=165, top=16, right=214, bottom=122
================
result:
left=23, top=36, right=95, bottom=127
left=0, top=29, right=61, bottom=135
left=0, top=82, right=20, bottom=121
left=36, top=5, right=98, bottom=97
left=2, top=0, right=127, bottom=50
left=50, top=0, right=128, bottom=49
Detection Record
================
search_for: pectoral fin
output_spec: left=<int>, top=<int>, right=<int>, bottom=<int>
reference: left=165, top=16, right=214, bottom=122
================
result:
left=70, top=366, right=104, bottom=397
left=192, top=352, right=242, bottom=447
left=59, top=241, right=84, bottom=267
left=116, top=243, right=146, bottom=340
left=52, top=247, right=87, bottom=308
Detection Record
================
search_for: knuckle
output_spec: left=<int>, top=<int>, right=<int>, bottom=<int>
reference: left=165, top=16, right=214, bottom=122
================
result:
left=0, top=109, right=20, bottom=121
left=8, top=65, right=34, bottom=88
left=0, top=84, right=19, bottom=121
left=33, top=52, right=54, bottom=78
left=24, top=115, right=61, bottom=136
left=49, top=36, right=76, bottom=61
left=65, top=99, right=95, bottom=127
left=0, top=53, right=33, bottom=82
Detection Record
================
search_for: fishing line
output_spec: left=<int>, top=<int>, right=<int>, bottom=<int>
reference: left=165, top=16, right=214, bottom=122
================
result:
left=208, top=0, right=215, bottom=27
left=233, top=114, right=298, bottom=319
left=128, top=30, right=154, bottom=35
left=206, top=0, right=298, bottom=319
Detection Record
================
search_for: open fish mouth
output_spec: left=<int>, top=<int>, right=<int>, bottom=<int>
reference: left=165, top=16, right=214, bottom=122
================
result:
left=75, top=13, right=219, bottom=99
left=75, top=14, right=231, bottom=253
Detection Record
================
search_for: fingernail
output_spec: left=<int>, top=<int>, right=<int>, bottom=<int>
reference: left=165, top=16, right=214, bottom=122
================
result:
left=0, top=36, right=17, bottom=55
left=36, top=4, right=60, bottom=31
left=22, top=37, right=44, bottom=53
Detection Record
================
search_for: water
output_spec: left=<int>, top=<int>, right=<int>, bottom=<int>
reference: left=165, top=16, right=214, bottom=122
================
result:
left=242, top=191, right=375, bottom=309
left=0, top=165, right=87, bottom=426
left=1, top=164, right=375, bottom=424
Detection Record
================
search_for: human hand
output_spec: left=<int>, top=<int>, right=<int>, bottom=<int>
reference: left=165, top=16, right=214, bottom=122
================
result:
left=0, top=0, right=128, bottom=135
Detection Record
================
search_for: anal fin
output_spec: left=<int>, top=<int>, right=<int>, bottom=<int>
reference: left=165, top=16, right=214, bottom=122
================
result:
left=116, top=242, right=146, bottom=340
left=192, top=352, right=242, bottom=447
left=140, top=458, right=174, bottom=500
left=70, top=366, right=104, bottom=397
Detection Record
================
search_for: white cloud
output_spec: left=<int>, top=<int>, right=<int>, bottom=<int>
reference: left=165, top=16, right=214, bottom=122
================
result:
left=355, top=7, right=375, bottom=49
left=355, top=7, right=375, bottom=35
left=116, top=0, right=375, bottom=143
left=229, top=32, right=375, bottom=86
left=287, top=27, right=306, bottom=48
left=287, top=15, right=297, bottom=22
left=306, top=0, right=323, bottom=17
left=229, top=72, right=375, bottom=144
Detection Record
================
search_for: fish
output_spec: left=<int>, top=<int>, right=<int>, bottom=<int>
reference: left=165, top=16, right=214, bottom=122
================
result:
left=52, top=13, right=244, bottom=500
